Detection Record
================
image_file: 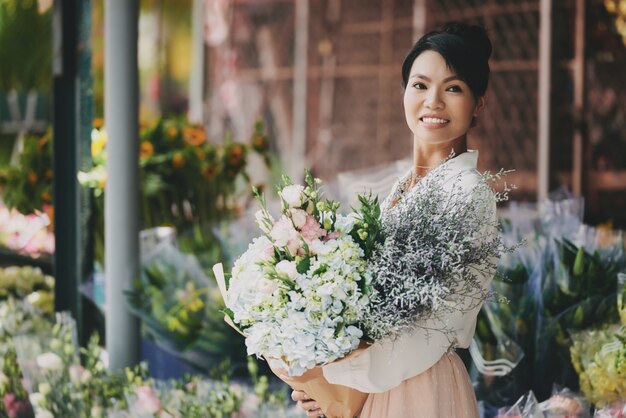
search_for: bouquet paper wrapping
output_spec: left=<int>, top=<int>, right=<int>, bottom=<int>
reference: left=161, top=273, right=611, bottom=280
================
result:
left=214, top=263, right=368, bottom=418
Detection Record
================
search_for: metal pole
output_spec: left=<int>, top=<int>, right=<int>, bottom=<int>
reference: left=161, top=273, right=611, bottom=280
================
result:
left=104, top=0, right=140, bottom=370
left=291, top=0, right=309, bottom=181
left=188, top=0, right=204, bottom=124
left=537, top=0, right=552, bottom=202
left=572, top=0, right=585, bottom=196
left=52, top=0, right=82, bottom=338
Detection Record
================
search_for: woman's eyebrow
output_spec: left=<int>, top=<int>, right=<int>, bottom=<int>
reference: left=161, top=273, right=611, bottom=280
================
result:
left=409, top=74, right=462, bottom=83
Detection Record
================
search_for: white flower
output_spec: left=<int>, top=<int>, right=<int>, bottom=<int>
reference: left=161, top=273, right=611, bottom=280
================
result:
left=289, top=208, right=307, bottom=229
left=29, top=392, right=45, bottom=408
left=69, top=364, right=84, bottom=383
left=335, top=213, right=357, bottom=232
left=275, top=260, right=298, bottom=279
left=90, top=406, right=104, bottom=418
left=279, top=184, right=305, bottom=208
left=80, top=369, right=92, bottom=383
left=35, top=408, right=54, bottom=418
left=38, top=382, right=51, bottom=396
left=270, top=216, right=301, bottom=255
left=36, top=352, right=63, bottom=371
left=258, top=278, right=279, bottom=295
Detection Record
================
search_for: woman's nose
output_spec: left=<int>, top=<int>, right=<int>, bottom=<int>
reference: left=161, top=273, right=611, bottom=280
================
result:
left=424, top=89, right=444, bottom=110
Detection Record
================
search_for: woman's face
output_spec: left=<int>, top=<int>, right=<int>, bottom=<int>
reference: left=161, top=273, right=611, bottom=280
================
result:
left=403, top=50, right=484, bottom=146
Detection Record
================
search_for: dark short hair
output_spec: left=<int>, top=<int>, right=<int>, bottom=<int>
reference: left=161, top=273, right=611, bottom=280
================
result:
left=401, top=22, right=492, bottom=99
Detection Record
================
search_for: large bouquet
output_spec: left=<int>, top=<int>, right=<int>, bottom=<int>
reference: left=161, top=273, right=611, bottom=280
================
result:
left=214, top=170, right=381, bottom=417
left=219, top=170, right=380, bottom=374
left=360, top=166, right=508, bottom=342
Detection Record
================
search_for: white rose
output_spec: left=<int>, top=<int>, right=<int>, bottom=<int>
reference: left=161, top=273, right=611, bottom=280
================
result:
left=289, top=209, right=307, bottom=229
left=279, top=184, right=305, bottom=208
left=36, top=352, right=63, bottom=371
left=276, top=260, right=298, bottom=279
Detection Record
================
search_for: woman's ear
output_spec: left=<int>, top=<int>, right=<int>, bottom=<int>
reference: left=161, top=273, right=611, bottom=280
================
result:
left=474, top=96, right=486, bottom=117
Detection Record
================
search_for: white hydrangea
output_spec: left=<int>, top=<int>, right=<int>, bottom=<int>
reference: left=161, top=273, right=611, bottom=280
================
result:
left=227, top=233, right=370, bottom=376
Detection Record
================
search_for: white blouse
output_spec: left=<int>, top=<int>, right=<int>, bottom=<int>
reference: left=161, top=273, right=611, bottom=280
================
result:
left=322, top=150, right=497, bottom=393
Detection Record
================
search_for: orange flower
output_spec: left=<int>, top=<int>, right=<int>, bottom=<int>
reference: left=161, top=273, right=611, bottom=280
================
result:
left=27, top=171, right=38, bottom=185
left=37, top=135, right=50, bottom=149
left=195, top=148, right=206, bottom=161
left=166, top=126, right=179, bottom=139
left=93, top=118, right=105, bottom=129
left=252, top=135, right=269, bottom=152
left=140, top=141, right=155, bottom=159
left=45, top=169, right=53, bottom=179
left=41, top=191, right=52, bottom=203
left=202, top=165, right=217, bottom=180
left=98, top=176, right=107, bottom=189
left=172, top=153, right=186, bottom=169
left=228, top=145, right=244, bottom=166
left=183, top=127, right=207, bottom=146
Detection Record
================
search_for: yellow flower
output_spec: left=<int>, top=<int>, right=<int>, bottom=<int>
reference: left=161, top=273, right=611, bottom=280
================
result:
left=172, top=153, right=186, bottom=169
left=91, top=129, right=108, bottom=157
left=166, top=126, right=179, bottom=139
left=41, top=191, right=52, bottom=203
left=140, top=141, right=154, bottom=159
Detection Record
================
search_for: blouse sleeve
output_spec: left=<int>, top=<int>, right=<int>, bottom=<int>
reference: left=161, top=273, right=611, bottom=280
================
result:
left=323, top=177, right=498, bottom=393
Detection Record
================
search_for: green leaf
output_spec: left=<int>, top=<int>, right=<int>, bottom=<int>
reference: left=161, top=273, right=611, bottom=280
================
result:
left=296, top=256, right=310, bottom=274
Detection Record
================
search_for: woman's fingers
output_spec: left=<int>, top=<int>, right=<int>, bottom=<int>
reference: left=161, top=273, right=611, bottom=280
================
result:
left=292, top=390, right=323, bottom=417
left=291, top=390, right=310, bottom=402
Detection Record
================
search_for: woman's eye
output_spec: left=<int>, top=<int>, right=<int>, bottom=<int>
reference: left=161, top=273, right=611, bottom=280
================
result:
left=413, top=82, right=427, bottom=90
left=446, top=85, right=462, bottom=92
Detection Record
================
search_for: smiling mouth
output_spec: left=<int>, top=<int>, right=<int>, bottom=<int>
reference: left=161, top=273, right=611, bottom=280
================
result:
left=420, top=117, right=450, bottom=124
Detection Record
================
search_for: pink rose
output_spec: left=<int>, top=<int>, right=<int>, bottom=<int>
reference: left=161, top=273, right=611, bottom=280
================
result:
left=135, top=385, right=161, bottom=414
left=300, top=215, right=326, bottom=243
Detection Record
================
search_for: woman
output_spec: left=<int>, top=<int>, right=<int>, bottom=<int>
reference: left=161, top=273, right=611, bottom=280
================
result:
left=285, top=22, right=496, bottom=418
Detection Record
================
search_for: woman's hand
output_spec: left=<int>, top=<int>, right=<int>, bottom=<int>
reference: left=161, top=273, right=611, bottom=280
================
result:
left=276, top=365, right=324, bottom=384
left=292, top=390, right=325, bottom=418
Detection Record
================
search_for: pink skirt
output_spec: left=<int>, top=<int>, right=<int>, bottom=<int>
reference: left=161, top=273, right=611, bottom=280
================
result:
left=358, top=351, right=479, bottom=418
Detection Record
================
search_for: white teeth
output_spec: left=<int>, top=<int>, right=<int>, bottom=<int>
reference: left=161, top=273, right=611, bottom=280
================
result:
left=422, top=117, right=448, bottom=124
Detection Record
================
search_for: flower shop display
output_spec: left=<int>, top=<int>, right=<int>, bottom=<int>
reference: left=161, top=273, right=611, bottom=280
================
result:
left=125, top=239, right=248, bottom=372
left=472, top=196, right=626, bottom=407
left=568, top=272, right=626, bottom=407
left=0, top=132, right=53, bottom=217
left=494, top=387, right=591, bottom=418
left=0, top=288, right=301, bottom=418
left=0, top=203, right=54, bottom=257
left=79, top=117, right=272, bottom=268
